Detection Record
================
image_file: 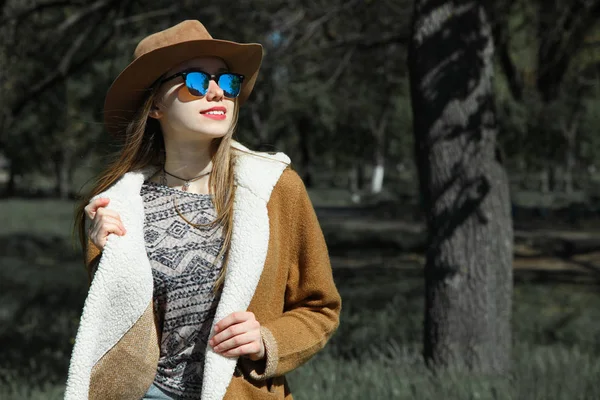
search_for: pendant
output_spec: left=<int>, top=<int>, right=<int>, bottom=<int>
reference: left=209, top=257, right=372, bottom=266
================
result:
left=182, top=181, right=190, bottom=191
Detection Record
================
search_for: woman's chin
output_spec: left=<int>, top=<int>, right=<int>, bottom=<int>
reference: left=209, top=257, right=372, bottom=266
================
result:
left=196, top=130, right=229, bottom=140
left=162, top=122, right=231, bottom=142
left=182, top=127, right=229, bottom=140
left=191, top=122, right=231, bottom=138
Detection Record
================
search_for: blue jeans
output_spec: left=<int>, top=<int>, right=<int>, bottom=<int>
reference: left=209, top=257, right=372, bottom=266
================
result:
left=142, top=383, right=181, bottom=400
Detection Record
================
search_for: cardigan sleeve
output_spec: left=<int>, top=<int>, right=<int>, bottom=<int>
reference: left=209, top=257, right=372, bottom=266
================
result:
left=85, top=236, right=102, bottom=285
left=245, top=168, right=342, bottom=380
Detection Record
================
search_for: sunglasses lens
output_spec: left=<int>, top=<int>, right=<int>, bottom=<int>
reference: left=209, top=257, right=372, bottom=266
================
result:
left=185, top=72, right=210, bottom=96
left=218, top=74, right=243, bottom=98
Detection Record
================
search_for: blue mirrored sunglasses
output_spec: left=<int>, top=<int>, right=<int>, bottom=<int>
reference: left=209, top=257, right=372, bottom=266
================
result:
left=160, top=69, right=245, bottom=98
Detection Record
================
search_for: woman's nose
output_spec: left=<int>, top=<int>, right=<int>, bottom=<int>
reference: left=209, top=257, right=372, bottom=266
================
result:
left=205, top=79, right=224, bottom=101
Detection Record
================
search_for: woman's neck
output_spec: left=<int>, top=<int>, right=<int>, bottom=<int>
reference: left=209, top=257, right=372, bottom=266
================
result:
left=163, top=137, right=213, bottom=178
left=159, top=136, right=214, bottom=194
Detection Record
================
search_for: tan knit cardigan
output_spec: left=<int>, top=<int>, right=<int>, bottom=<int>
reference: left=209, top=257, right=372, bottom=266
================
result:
left=65, top=143, right=341, bottom=400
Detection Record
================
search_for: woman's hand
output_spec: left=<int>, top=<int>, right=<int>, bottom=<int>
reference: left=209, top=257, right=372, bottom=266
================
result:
left=209, top=312, right=265, bottom=361
left=84, top=197, right=126, bottom=251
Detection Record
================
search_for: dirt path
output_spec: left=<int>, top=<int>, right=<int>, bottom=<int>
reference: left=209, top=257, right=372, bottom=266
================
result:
left=316, top=208, right=600, bottom=281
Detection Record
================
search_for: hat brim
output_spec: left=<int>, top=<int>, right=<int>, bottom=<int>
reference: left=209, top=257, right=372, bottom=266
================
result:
left=103, top=39, right=263, bottom=136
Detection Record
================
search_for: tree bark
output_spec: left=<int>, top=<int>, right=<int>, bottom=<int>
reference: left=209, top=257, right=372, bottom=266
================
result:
left=564, top=139, right=575, bottom=195
left=368, top=109, right=390, bottom=195
left=562, top=107, right=582, bottom=195
left=536, top=0, right=600, bottom=103
left=5, top=164, right=16, bottom=196
left=348, top=166, right=361, bottom=203
left=53, top=149, right=71, bottom=199
left=540, top=169, right=549, bottom=193
left=297, top=117, right=313, bottom=188
left=371, top=155, right=385, bottom=194
left=409, top=0, right=513, bottom=373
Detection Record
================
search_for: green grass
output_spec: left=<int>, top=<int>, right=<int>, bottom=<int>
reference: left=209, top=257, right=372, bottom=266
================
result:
left=0, top=199, right=77, bottom=239
left=1, top=199, right=600, bottom=399
left=288, top=343, right=600, bottom=400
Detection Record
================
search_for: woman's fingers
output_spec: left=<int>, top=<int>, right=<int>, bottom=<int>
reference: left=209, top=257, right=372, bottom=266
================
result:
left=85, top=199, right=126, bottom=234
left=215, top=333, right=263, bottom=358
left=211, top=318, right=258, bottom=345
left=212, top=330, right=256, bottom=352
left=85, top=198, right=127, bottom=251
left=84, top=197, right=110, bottom=220
left=213, top=311, right=254, bottom=334
left=210, top=312, right=264, bottom=359
left=91, top=213, right=126, bottom=234
left=89, top=220, right=126, bottom=238
left=88, top=221, right=126, bottom=250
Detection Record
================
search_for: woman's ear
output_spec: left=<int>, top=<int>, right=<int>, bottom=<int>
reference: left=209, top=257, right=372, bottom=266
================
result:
left=149, top=104, right=163, bottom=119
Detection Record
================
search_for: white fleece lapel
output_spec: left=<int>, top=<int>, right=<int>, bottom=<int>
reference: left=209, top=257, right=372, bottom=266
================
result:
left=201, top=142, right=289, bottom=400
left=65, top=143, right=289, bottom=400
left=64, top=167, right=158, bottom=400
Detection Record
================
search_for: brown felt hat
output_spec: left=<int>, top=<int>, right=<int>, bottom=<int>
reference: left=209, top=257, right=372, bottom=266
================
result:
left=103, top=20, right=263, bottom=136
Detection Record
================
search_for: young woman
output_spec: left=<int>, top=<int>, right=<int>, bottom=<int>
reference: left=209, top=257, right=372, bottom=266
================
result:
left=65, top=20, right=341, bottom=400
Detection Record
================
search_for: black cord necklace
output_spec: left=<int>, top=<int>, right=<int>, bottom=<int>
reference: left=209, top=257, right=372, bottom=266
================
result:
left=162, top=166, right=211, bottom=192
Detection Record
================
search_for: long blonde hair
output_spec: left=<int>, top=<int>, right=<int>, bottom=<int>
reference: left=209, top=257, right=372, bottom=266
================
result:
left=74, top=84, right=239, bottom=290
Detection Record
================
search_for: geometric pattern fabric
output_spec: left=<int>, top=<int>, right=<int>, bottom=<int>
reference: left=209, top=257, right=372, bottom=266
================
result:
left=141, top=181, right=225, bottom=398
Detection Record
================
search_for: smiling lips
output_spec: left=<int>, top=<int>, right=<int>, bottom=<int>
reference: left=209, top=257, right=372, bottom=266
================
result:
left=200, top=106, right=227, bottom=120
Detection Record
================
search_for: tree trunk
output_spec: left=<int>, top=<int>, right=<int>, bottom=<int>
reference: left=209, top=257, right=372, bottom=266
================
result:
left=368, top=109, right=390, bottom=195
left=562, top=109, right=581, bottom=196
left=250, top=100, right=270, bottom=147
left=370, top=148, right=385, bottom=195
left=409, top=0, right=513, bottom=373
left=53, top=149, right=71, bottom=199
left=357, top=163, right=365, bottom=194
left=564, top=156, right=574, bottom=195
left=549, top=164, right=558, bottom=192
left=67, top=160, right=75, bottom=199
left=540, top=169, right=549, bottom=193
left=348, top=166, right=361, bottom=203
left=5, top=164, right=16, bottom=196
left=298, top=118, right=313, bottom=188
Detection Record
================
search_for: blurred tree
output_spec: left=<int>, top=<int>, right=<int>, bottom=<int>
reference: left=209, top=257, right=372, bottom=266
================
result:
left=490, top=0, right=600, bottom=192
left=302, top=0, right=409, bottom=193
left=409, top=0, right=513, bottom=373
left=0, top=0, right=139, bottom=196
left=0, top=0, right=184, bottom=196
left=1, top=0, right=410, bottom=195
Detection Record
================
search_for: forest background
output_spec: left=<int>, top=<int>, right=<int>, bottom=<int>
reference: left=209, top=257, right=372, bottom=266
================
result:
left=1, top=0, right=600, bottom=399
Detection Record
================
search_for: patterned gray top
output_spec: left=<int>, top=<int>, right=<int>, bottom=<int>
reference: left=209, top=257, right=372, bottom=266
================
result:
left=140, top=181, right=225, bottom=398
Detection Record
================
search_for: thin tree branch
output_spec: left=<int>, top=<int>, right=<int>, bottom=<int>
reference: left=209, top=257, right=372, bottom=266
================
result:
left=383, top=0, right=413, bottom=17
left=59, top=17, right=96, bottom=75
left=497, top=37, right=523, bottom=101
left=326, top=32, right=409, bottom=50
left=293, top=0, right=361, bottom=49
left=486, top=0, right=523, bottom=101
left=11, top=6, right=120, bottom=116
left=289, top=31, right=406, bottom=60
left=270, top=9, right=305, bottom=34
left=57, top=0, right=112, bottom=34
left=537, top=0, right=600, bottom=102
left=0, top=0, right=85, bottom=24
left=323, top=47, right=355, bottom=87
left=113, top=5, right=178, bottom=26
left=250, top=102, right=263, bottom=133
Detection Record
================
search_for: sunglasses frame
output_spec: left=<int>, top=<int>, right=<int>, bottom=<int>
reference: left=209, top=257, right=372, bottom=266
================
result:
left=160, top=69, right=245, bottom=98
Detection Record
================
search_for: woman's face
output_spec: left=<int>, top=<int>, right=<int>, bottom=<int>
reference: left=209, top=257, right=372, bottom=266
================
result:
left=150, top=56, right=236, bottom=141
